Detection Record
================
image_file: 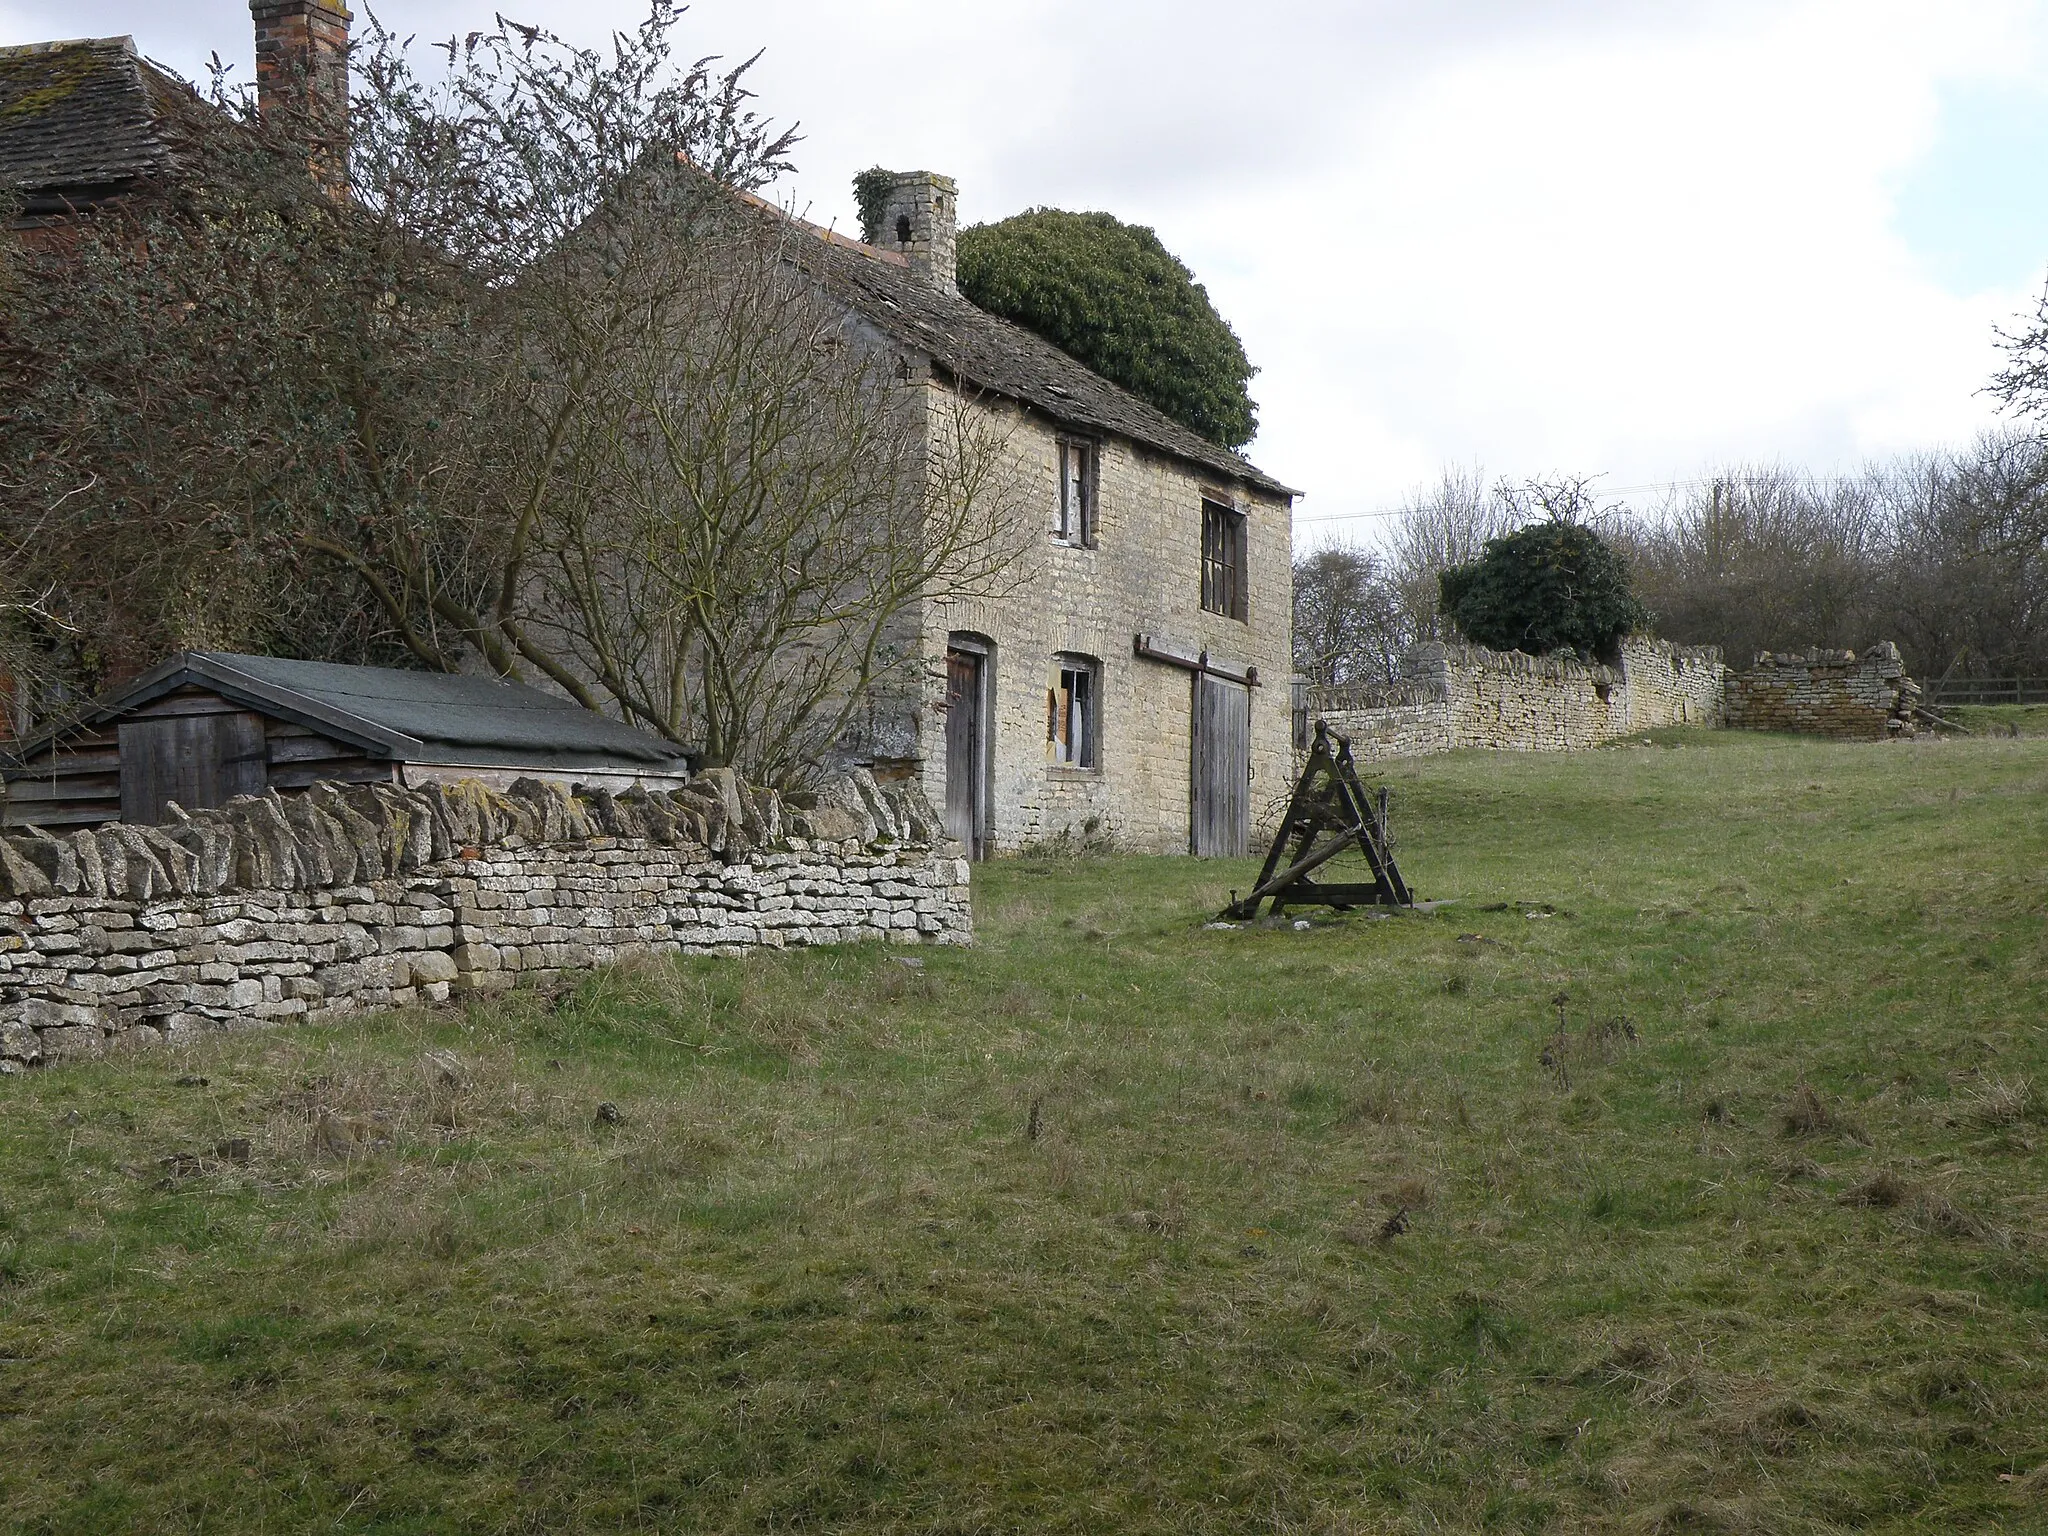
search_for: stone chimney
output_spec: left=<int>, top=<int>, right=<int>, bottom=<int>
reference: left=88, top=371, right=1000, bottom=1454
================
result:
left=877, top=171, right=958, bottom=291
left=250, top=0, right=350, bottom=186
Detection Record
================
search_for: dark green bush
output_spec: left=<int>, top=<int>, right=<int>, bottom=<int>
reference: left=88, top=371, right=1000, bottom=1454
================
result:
left=953, top=208, right=1257, bottom=449
left=1438, top=520, right=1648, bottom=662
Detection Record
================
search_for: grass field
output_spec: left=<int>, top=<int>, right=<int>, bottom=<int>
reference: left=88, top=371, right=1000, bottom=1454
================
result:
left=1948, top=704, right=2048, bottom=738
left=3, top=729, right=2046, bottom=1533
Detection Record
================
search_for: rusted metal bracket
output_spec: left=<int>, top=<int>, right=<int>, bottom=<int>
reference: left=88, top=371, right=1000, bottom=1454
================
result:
left=1222, top=719, right=1410, bottom=920
left=1133, top=634, right=1261, bottom=687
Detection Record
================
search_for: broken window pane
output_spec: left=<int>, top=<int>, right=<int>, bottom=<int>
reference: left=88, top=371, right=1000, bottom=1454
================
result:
left=1047, top=654, right=1099, bottom=768
left=1056, top=439, right=1098, bottom=546
left=1201, top=499, right=1247, bottom=620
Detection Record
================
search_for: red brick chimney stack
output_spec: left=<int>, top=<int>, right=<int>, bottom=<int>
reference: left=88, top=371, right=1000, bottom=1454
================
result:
left=250, top=0, right=351, bottom=190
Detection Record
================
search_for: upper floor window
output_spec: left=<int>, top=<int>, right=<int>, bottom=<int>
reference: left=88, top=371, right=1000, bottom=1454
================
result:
left=1201, top=498, right=1248, bottom=621
left=1047, top=654, right=1100, bottom=769
left=1055, top=438, right=1098, bottom=547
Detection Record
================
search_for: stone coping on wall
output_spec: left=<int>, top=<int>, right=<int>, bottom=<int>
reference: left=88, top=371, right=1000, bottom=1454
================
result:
left=0, top=769, right=970, bottom=1069
left=1403, top=640, right=1628, bottom=687
left=1308, top=635, right=1922, bottom=759
left=1309, top=635, right=1727, bottom=760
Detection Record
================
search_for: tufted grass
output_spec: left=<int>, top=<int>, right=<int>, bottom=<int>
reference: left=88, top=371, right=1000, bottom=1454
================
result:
left=1947, top=703, right=2048, bottom=738
left=2, top=728, right=2046, bottom=1533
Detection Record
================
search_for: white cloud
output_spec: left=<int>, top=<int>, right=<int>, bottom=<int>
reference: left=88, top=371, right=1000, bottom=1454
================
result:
left=7, top=0, right=2045, bottom=538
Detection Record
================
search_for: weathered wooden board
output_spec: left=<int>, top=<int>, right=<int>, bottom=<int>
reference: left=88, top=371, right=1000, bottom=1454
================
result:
left=117, top=710, right=266, bottom=824
left=1192, top=673, right=1250, bottom=857
left=943, top=644, right=985, bottom=860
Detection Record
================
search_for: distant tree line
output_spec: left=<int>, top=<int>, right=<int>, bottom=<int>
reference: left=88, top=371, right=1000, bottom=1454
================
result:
left=1295, top=432, right=2048, bottom=688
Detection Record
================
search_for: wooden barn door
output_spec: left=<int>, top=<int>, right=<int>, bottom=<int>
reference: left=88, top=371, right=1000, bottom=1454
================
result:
left=1191, top=674, right=1250, bottom=857
left=942, top=644, right=987, bottom=859
left=119, top=711, right=266, bottom=825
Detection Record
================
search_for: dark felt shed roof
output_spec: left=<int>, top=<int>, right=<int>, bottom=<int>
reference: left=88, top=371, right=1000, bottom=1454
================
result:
left=4, top=653, right=692, bottom=773
left=0, top=36, right=192, bottom=217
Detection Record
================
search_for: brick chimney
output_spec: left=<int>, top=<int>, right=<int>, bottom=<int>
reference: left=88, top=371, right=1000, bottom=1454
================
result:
left=877, top=171, right=958, bottom=291
left=250, top=0, right=350, bottom=185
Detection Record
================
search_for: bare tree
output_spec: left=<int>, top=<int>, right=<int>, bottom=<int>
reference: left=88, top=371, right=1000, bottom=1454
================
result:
left=5, top=7, right=788, bottom=698
left=511, top=182, right=1028, bottom=779
left=1617, top=439, right=2048, bottom=678
left=1384, top=466, right=1523, bottom=644
left=1292, top=544, right=1404, bottom=687
left=1618, top=467, right=1883, bottom=665
left=1990, top=282, right=2048, bottom=427
left=1299, top=470, right=1614, bottom=687
left=1873, top=434, right=2048, bottom=678
left=3, top=6, right=1029, bottom=781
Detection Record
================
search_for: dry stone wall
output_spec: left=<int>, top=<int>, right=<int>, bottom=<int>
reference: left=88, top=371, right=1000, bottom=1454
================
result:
left=1315, top=637, right=1726, bottom=761
left=1319, top=697, right=1449, bottom=760
left=0, top=769, right=970, bottom=1070
left=1723, top=644, right=1920, bottom=740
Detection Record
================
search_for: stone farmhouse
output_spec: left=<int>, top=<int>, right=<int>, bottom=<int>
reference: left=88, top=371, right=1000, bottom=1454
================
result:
left=2, top=3, right=1301, bottom=860
left=754, top=177, right=1299, bottom=858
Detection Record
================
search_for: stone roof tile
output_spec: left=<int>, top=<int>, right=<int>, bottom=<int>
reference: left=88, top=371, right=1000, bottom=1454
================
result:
left=732, top=187, right=1296, bottom=498
left=0, top=37, right=193, bottom=215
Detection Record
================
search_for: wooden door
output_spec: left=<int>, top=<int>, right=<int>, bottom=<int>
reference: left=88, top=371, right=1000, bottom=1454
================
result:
left=119, top=711, right=266, bottom=825
left=1192, top=674, right=1250, bottom=857
left=942, top=647, right=985, bottom=858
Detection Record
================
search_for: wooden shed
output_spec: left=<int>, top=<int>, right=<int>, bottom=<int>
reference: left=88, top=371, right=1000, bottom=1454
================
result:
left=1, top=652, right=695, bottom=830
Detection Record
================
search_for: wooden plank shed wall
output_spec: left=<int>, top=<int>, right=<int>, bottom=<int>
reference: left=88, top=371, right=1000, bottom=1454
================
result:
left=2, top=685, right=396, bottom=829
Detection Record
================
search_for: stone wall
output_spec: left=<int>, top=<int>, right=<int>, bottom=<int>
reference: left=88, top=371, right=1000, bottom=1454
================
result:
left=1318, top=697, right=1449, bottom=761
left=0, top=770, right=970, bottom=1069
left=1622, top=639, right=1731, bottom=730
left=916, top=391, right=1294, bottom=854
left=1314, top=637, right=1726, bottom=761
left=1724, top=644, right=1920, bottom=740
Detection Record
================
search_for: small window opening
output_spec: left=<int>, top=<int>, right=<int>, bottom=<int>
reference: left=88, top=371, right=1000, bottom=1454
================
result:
left=1055, top=439, right=1098, bottom=546
left=895, top=213, right=912, bottom=243
left=1201, top=498, right=1248, bottom=621
left=1047, top=655, right=1099, bottom=769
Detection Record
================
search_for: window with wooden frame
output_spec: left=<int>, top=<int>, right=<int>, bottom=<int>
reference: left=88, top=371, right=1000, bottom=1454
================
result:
left=1201, top=498, right=1248, bottom=620
left=1046, top=654, right=1100, bottom=769
left=1054, top=438, right=1099, bottom=546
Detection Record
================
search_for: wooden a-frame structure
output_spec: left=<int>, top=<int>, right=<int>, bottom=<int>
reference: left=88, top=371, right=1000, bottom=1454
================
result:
left=1221, top=719, right=1411, bottom=920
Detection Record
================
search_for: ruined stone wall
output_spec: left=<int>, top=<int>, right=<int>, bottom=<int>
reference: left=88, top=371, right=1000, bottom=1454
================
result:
left=1619, top=639, right=1729, bottom=730
left=0, top=771, right=970, bottom=1069
left=1724, top=644, right=1920, bottom=740
left=917, top=393, right=1294, bottom=854
left=1315, top=637, right=1726, bottom=761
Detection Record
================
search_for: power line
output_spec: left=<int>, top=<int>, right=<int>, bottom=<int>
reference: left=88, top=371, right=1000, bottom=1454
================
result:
left=1295, top=498, right=1667, bottom=527
left=1293, top=470, right=1874, bottom=526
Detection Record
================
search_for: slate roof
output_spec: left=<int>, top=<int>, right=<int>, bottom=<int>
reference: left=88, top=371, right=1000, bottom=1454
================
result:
left=0, top=36, right=193, bottom=218
left=733, top=189, right=1296, bottom=498
left=5, top=653, right=693, bottom=772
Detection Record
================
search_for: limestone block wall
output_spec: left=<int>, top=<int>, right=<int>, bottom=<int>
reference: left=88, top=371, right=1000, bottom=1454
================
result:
left=1419, top=642, right=1627, bottom=751
left=1307, top=686, right=1451, bottom=759
left=918, top=393, right=1294, bottom=854
left=1724, top=644, right=1920, bottom=740
left=1315, top=637, right=1726, bottom=761
left=1621, top=639, right=1728, bottom=729
left=0, top=770, right=969, bottom=1069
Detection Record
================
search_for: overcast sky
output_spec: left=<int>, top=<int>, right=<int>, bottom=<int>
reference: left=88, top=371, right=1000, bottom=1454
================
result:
left=8, top=0, right=2048, bottom=539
